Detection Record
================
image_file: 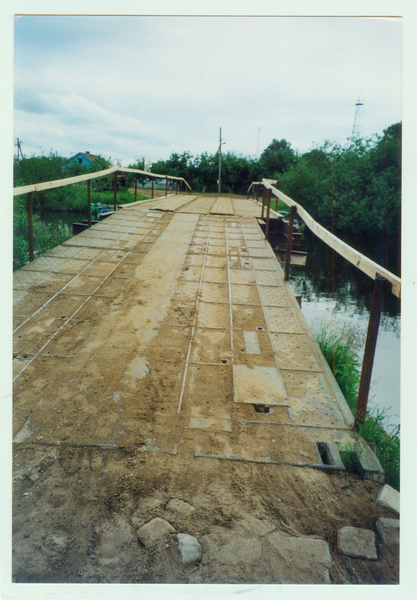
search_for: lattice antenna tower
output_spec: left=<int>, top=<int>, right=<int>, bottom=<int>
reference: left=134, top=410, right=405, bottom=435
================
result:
left=351, top=97, right=364, bottom=139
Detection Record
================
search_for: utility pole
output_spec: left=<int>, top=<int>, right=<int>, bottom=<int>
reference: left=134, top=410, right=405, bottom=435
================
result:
left=218, top=127, right=225, bottom=194
left=14, top=138, right=24, bottom=161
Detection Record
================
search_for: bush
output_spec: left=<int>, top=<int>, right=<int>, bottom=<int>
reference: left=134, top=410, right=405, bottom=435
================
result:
left=314, top=320, right=400, bottom=490
left=13, top=197, right=72, bottom=268
left=314, top=323, right=362, bottom=413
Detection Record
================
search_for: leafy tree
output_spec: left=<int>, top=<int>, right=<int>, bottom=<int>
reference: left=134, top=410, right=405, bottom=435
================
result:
left=259, top=138, right=298, bottom=179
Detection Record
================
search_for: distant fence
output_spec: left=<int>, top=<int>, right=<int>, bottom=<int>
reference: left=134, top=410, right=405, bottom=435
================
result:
left=248, top=178, right=401, bottom=431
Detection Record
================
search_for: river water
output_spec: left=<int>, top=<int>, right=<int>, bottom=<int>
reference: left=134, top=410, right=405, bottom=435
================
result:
left=286, top=227, right=400, bottom=431
left=38, top=210, right=401, bottom=431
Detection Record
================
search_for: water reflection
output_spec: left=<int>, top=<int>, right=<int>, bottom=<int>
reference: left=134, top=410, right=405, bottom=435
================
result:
left=287, top=228, right=400, bottom=429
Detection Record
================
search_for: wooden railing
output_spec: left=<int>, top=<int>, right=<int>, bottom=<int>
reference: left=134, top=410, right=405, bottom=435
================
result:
left=248, top=179, right=401, bottom=430
left=13, top=165, right=191, bottom=262
left=13, top=165, right=191, bottom=197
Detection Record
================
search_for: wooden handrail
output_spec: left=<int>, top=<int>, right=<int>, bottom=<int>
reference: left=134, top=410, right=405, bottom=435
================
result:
left=13, top=165, right=191, bottom=196
left=257, top=178, right=401, bottom=298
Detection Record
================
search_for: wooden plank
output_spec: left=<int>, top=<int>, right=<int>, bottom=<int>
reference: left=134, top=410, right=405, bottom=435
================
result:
left=155, top=195, right=197, bottom=212
left=262, top=179, right=401, bottom=298
left=210, top=197, right=234, bottom=215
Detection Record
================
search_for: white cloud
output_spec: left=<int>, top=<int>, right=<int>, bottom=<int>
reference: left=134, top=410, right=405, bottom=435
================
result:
left=14, top=15, right=402, bottom=164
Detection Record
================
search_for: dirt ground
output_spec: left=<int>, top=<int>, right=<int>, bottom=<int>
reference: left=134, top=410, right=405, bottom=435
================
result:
left=12, top=205, right=399, bottom=585
left=12, top=445, right=398, bottom=584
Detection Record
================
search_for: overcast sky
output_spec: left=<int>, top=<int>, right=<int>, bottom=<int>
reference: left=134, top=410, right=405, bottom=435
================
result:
left=14, top=15, right=402, bottom=166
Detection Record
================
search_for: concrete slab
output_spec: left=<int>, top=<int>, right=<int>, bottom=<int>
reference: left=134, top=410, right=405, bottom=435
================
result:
left=243, top=331, right=261, bottom=355
left=13, top=205, right=383, bottom=477
left=233, top=365, right=287, bottom=405
left=265, top=531, right=332, bottom=584
left=337, top=527, right=378, bottom=560
left=376, top=517, right=400, bottom=546
left=376, top=484, right=400, bottom=516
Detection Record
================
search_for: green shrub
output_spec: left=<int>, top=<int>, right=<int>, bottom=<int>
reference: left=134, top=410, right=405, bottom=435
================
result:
left=13, top=198, right=72, bottom=268
left=358, top=409, right=400, bottom=490
left=315, top=321, right=400, bottom=490
left=314, top=324, right=361, bottom=413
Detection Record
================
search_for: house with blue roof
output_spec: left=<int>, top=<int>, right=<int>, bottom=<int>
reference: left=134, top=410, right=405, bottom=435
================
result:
left=61, top=151, right=100, bottom=168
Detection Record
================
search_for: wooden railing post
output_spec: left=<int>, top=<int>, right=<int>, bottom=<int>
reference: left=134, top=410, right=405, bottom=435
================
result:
left=256, top=184, right=260, bottom=202
left=151, top=177, right=154, bottom=199
left=134, top=175, right=138, bottom=203
left=113, top=171, right=117, bottom=211
left=284, top=206, right=297, bottom=281
left=87, top=179, right=91, bottom=227
left=26, top=192, right=34, bottom=262
left=165, top=177, right=168, bottom=196
left=265, top=189, right=271, bottom=240
left=354, top=276, right=386, bottom=429
left=261, top=187, right=265, bottom=220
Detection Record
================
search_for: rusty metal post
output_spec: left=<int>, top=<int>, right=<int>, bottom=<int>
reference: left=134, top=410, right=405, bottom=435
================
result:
left=265, top=189, right=271, bottom=240
left=284, top=206, right=297, bottom=281
left=261, top=187, right=265, bottom=220
left=151, top=177, right=154, bottom=199
left=134, top=175, right=137, bottom=203
left=113, top=171, right=117, bottom=211
left=354, top=276, right=386, bottom=429
left=26, top=192, right=34, bottom=261
left=165, top=177, right=168, bottom=196
left=87, top=179, right=91, bottom=227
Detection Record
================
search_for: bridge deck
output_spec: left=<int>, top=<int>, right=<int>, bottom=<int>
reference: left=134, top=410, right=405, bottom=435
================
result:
left=13, top=196, right=381, bottom=473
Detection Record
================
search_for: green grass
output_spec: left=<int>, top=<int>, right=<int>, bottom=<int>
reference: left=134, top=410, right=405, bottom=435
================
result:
left=55, top=187, right=150, bottom=211
left=13, top=198, right=72, bottom=268
left=314, top=322, right=400, bottom=490
left=358, top=409, right=400, bottom=491
left=13, top=186, right=151, bottom=267
left=314, top=324, right=361, bottom=414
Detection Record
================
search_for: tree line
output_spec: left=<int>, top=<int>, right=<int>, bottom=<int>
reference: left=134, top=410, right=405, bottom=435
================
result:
left=13, top=122, right=401, bottom=239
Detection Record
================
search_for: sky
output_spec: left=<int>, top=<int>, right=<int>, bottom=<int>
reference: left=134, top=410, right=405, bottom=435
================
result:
left=13, top=15, right=402, bottom=166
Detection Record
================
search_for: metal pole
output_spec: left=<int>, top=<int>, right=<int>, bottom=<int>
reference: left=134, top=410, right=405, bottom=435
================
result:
left=87, top=179, right=91, bottom=227
left=134, top=175, right=137, bottom=203
left=261, top=187, right=265, bottom=220
left=26, top=192, right=34, bottom=262
left=284, top=206, right=297, bottom=281
left=151, top=177, right=154, bottom=199
left=354, top=276, right=386, bottom=429
left=265, top=189, right=271, bottom=240
left=113, top=172, right=117, bottom=212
